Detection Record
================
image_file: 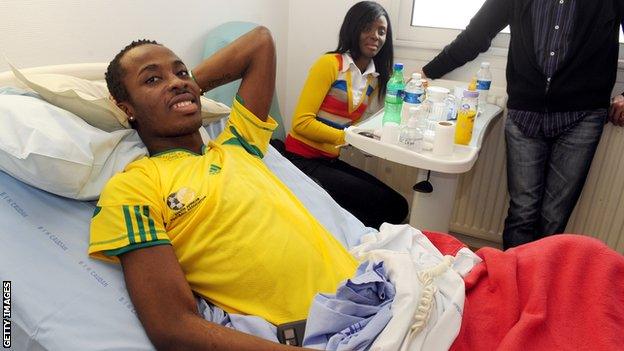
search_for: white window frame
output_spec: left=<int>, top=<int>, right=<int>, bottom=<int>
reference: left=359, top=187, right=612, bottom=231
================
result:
left=390, top=0, right=624, bottom=61
left=390, top=0, right=510, bottom=57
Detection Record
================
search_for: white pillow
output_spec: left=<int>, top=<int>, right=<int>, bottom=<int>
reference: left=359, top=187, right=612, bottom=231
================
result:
left=9, top=63, right=231, bottom=132
left=0, top=91, right=210, bottom=200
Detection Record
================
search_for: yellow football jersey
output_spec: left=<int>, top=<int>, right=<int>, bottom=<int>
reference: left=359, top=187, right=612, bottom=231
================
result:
left=89, top=99, right=357, bottom=325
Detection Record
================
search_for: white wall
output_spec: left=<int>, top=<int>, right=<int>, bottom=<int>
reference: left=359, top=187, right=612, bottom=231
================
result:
left=0, top=0, right=508, bottom=132
left=3, top=0, right=621, bottom=132
left=0, top=0, right=289, bottom=110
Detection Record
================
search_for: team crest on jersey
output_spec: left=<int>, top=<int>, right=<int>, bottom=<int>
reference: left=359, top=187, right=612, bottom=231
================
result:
left=166, top=187, right=196, bottom=211
left=166, top=187, right=206, bottom=220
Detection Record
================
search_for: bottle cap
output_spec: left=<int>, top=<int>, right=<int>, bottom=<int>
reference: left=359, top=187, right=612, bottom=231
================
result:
left=468, top=77, right=477, bottom=91
left=463, top=90, right=479, bottom=98
left=411, top=73, right=422, bottom=80
left=481, top=62, right=490, bottom=68
left=393, top=63, right=404, bottom=71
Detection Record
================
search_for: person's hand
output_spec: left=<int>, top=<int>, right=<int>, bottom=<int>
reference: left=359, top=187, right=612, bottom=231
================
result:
left=608, top=94, right=624, bottom=126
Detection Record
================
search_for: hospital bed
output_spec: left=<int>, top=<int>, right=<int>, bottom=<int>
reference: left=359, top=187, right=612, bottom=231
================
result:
left=1, top=64, right=623, bottom=351
left=0, top=63, right=371, bottom=350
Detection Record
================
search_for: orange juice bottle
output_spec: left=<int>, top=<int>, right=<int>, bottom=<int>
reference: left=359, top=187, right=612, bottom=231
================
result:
left=455, top=90, right=479, bottom=145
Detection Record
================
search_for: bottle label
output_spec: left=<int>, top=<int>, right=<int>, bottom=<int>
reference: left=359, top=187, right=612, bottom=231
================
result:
left=386, top=89, right=404, bottom=102
left=476, top=80, right=491, bottom=90
left=403, top=91, right=423, bottom=104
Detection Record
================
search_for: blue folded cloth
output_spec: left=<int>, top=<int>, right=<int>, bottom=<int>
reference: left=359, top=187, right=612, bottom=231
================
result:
left=304, top=261, right=395, bottom=351
left=195, top=261, right=394, bottom=350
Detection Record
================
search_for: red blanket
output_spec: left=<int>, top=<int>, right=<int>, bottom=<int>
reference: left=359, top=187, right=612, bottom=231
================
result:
left=423, top=232, right=624, bottom=351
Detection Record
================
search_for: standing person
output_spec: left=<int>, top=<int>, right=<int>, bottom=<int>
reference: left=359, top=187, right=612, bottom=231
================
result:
left=285, top=1, right=409, bottom=229
left=422, top=0, right=624, bottom=249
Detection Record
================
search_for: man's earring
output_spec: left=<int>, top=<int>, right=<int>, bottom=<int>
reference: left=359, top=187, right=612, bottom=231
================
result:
left=128, top=116, right=135, bottom=122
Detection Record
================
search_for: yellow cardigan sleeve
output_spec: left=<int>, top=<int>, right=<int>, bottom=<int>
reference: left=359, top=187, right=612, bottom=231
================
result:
left=291, top=54, right=345, bottom=145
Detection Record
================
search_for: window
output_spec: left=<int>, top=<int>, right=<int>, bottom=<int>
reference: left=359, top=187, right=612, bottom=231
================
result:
left=410, top=0, right=509, bottom=34
left=393, top=0, right=509, bottom=52
left=394, top=0, right=624, bottom=50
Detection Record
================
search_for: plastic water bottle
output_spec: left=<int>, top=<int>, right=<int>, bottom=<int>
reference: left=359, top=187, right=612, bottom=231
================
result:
left=476, top=62, right=492, bottom=114
left=401, top=73, right=424, bottom=125
left=398, top=107, right=423, bottom=152
left=382, top=63, right=405, bottom=125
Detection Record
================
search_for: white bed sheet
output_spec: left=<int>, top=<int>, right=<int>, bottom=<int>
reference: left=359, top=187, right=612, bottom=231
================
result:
left=0, top=144, right=372, bottom=351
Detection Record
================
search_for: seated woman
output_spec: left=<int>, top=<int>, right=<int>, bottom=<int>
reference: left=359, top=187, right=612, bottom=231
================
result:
left=285, top=1, right=408, bottom=229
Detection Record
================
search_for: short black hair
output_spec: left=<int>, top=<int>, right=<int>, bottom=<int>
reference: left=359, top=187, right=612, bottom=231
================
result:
left=331, top=1, right=394, bottom=101
left=105, top=39, right=161, bottom=103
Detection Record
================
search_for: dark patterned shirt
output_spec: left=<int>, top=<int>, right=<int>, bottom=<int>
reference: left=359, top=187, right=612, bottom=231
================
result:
left=508, top=0, right=589, bottom=138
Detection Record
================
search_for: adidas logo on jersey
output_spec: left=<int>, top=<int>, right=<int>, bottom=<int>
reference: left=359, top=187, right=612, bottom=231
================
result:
left=209, top=164, right=221, bottom=175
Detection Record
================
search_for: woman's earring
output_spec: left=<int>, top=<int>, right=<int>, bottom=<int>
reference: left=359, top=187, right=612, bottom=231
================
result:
left=128, top=116, right=135, bottom=122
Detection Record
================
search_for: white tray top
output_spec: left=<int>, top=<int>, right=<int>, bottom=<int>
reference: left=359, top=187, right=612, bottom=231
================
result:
left=345, top=104, right=503, bottom=174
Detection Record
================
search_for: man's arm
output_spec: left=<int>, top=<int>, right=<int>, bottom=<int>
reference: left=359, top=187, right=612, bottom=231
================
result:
left=422, top=0, right=509, bottom=79
left=192, top=26, right=276, bottom=121
left=119, top=245, right=311, bottom=351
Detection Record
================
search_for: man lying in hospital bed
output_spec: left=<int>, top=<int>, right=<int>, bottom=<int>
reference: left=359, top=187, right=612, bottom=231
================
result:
left=89, top=27, right=358, bottom=351
left=1, top=27, right=623, bottom=351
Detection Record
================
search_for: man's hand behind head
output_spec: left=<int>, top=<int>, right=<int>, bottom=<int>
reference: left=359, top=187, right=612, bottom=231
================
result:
left=192, top=26, right=276, bottom=121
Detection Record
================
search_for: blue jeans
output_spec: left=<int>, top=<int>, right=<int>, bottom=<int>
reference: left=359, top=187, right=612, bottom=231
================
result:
left=502, top=110, right=607, bottom=249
